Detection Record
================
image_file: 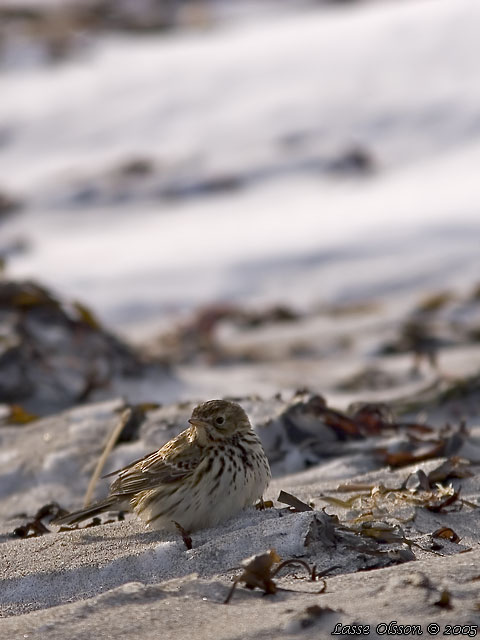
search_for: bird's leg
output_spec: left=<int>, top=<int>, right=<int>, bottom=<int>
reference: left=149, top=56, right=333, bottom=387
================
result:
left=173, top=521, right=193, bottom=549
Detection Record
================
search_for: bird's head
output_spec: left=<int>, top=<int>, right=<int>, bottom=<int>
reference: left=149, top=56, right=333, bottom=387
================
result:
left=188, top=399, right=252, bottom=442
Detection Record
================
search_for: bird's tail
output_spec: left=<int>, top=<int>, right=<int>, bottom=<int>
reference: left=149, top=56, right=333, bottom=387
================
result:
left=52, top=497, right=118, bottom=526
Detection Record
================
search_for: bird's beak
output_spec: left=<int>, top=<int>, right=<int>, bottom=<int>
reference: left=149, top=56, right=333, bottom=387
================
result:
left=188, top=418, right=209, bottom=429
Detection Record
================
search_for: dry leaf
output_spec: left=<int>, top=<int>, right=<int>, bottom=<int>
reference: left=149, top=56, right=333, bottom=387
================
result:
left=224, top=550, right=315, bottom=604
left=426, top=490, right=461, bottom=513
left=432, top=527, right=461, bottom=543
left=277, top=491, right=313, bottom=512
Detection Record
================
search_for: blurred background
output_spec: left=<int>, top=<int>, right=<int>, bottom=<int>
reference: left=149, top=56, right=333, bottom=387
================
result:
left=1, top=0, right=480, bottom=410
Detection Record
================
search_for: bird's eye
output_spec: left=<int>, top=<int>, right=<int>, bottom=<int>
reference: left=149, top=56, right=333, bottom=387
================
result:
left=215, top=416, right=225, bottom=426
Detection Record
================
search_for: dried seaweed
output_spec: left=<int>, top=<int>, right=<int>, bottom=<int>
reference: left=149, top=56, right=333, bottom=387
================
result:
left=6, top=404, right=39, bottom=425
left=349, top=521, right=408, bottom=545
left=319, top=493, right=371, bottom=509
left=348, top=403, right=393, bottom=434
left=224, top=549, right=316, bottom=604
left=255, top=498, right=274, bottom=510
left=376, top=422, right=467, bottom=468
left=303, top=513, right=340, bottom=549
left=71, top=301, right=102, bottom=330
left=12, top=502, right=67, bottom=538
left=318, top=467, right=476, bottom=552
left=378, top=441, right=445, bottom=468
left=12, top=502, right=125, bottom=535
left=151, top=302, right=301, bottom=365
left=319, top=483, right=477, bottom=520
left=432, top=527, right=461, bottom=543
left=277, top=490, right=313, bottom=512
left=57, top=513, right=124, bottom=532
left=272, top=394, right=469, bottom=466
left=425, top=490, right=461, bottom=513
left=434, top=589, right=452, bottom=609
left=0, top=279, right=157, bottom=414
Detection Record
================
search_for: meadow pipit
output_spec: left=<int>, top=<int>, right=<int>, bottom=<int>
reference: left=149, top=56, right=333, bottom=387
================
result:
left=54, top=400, right=271, bottom=531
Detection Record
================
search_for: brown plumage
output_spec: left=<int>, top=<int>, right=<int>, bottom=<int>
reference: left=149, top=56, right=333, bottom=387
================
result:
left=54, top=400, right=271, bottom=532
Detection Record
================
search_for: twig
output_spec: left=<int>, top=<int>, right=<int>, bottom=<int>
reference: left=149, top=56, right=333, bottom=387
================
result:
left=83, top=408, right=132, bottom=508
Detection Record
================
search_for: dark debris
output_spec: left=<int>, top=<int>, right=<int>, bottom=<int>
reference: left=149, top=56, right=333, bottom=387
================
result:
left=12, top=502, right=67, bottom=538
left=224, top=550, right=317, bottom=604
left=0, top=279, right=165, bottom=414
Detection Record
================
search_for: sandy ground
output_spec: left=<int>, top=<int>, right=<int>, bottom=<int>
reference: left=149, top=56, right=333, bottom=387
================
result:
left=2, top=1, right=480, bottom=638
left=2, top=375, right=480, bottom=637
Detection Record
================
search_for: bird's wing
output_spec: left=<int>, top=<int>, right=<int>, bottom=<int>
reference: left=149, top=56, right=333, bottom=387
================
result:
left=108, top=428, right=202, bottom=497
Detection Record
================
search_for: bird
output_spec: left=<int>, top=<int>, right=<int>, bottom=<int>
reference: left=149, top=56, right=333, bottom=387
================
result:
left=54, top=399, right=271, bottom=532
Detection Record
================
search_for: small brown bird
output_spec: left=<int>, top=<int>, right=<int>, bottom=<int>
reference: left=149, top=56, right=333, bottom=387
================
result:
left=54, top=400, right=271, bottom=532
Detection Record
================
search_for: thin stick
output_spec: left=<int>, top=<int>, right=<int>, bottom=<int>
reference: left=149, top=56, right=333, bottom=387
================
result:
left=83, top=408, right=132, bottom=508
